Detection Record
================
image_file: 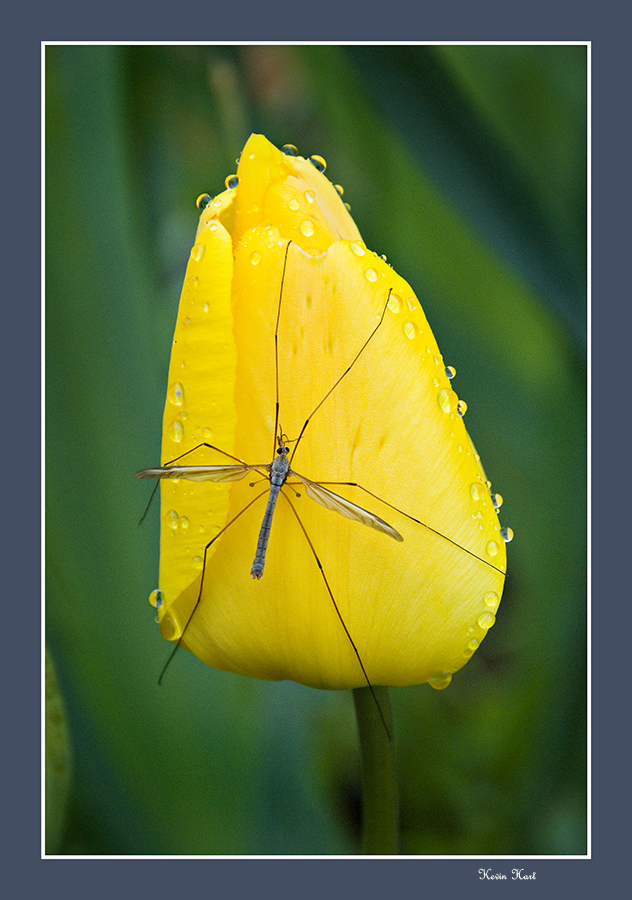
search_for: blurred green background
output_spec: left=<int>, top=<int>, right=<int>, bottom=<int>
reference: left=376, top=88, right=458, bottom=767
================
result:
left=45, top=44, right=587, bottom=856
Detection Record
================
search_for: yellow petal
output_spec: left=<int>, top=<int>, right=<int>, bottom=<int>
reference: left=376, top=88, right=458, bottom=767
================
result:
left=158, top=229, right=506, bottom=690
left=157, top=203, right=237, bottom=617
left=232, top=134, right=361, bottom=251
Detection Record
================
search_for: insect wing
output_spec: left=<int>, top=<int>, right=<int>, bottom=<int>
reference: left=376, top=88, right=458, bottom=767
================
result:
left=136, top=464, right=266, bottom=483
left=292, top=473, right=404, bottom=542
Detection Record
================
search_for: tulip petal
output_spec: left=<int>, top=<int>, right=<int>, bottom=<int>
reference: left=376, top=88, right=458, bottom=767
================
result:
left=160, top=229, right=506, bottom=689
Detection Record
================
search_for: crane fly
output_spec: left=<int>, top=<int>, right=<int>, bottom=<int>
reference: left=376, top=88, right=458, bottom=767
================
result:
left=137, top=239, right=507, bottom=739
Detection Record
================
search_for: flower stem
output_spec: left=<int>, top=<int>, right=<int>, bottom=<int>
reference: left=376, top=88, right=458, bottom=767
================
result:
left=352, top=686, right=399, bottom=854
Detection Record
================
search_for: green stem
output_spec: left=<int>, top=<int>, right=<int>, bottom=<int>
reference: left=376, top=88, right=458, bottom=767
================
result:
left=352, top=686, right=399, bottom=855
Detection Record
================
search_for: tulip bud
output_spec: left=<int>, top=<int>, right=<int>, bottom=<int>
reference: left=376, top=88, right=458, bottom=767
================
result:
left=148, top=134, right=507, bottom=691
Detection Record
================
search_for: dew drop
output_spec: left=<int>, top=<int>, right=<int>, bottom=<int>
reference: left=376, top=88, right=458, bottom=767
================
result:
left=437, top=389, right=456, bottom=413
left=484, top=591, right=500, bottom=611
left=468, top=638, right=479, bottom=651
left=192, top=556, right=204, bottom=570
left=250, top=251, right=261, bottom=265
left=166, top=509, right=179, bottom=530
left=434, top=353, right=443, bottom=366
left=249, top=202, right=260, bottom=214
left=333, top=184, right=344, bottom=197
left=308, top=154, right=327, bottom=172
left=304, top=189, right=316, bottom=203
left=403, top=321, right=416, bottom=339
left=168, top=382, right=184, bottom=406
left=300, top=219, right=315, bottom=237
left=344, top=202, right=351, bottom=211
left=445, top=365, right=456, bottom=379
left=478, top=612, right=496, bottom=630
left=350, top=241, right=366, bottom=256
left=281, top=144, right=298, bottom=156
left=428, top=672, right=452, bottom=691
left=203, top=302, right=209, bottom=312
left=149, top=589, right=162, bottom=608
left=168, top=419, right=184, bottom=443
left=208, top=222, right=218, bottom=232
left=491, top=492, right=503, bottom=509
left=486, top=540, right=499, bottom=557
left=432, top=377, right=440, bottom=387
left=196, top=193, right=211, bottom=210
left=212, top=197, right=223, bottom=208
left=365, top=267, right=378, bottom=283
left=387, top=293, right=401, bottom=313
left=190, top=243, right=205, bottom=261
left=501, top=526, right=514, bottom=543
left=179, top=516, right=190, bottom=531
left=225, top=174, right=239, bottom=190
left=407, top=296, right=418, bottom=310
left=457, top=399, right=468, bottom=417
left=288, top=198, right=300, bottom=211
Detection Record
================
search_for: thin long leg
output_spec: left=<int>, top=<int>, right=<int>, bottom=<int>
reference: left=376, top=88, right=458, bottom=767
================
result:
left=280, top=489, right=392, bottom=741
left=311, top=481, right=507, bottom=577
left=290, top=288, right=393, bottom=465
left=158, top=487, right=270, bottom=683
left=163, top=442, right=249, bottom=467
left=272, top=241, right=293, bottom=458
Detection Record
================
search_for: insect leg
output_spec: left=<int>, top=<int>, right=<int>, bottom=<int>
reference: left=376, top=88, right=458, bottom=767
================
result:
left=312, top=481, right=506, bottom=577
left=157, top=487, right=270, bottom=683
left=280, top=489, right=392, bottom=741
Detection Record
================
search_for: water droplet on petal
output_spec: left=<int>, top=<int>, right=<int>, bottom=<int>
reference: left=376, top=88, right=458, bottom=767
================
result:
left=168, top=382, right=185, bottom=406
left=484, top=591, right=500, bottom=611
left=196, top=193, right=211, bottom=210
left=149, top=589, right=162, bottom=608
left=429, top=672, right=452, bottom=690
left=288, top=198, right=300, bottom=211
left=403, top=321, right=416, bottom=339
left=491, top=492, right=503, bottom=509
left=501, top=526, right=514, bottom=543
left=191, top=244, right=205, bottom=261
left=407, top=296, right=418, bottom=310
left=457, top=399, right=468, bottom=417
left=468, top=638, right=479, bottom=651
left=225, top=174, right=238, bottom=190
left=179, top=516, right=190, bottom=531
left=438, top=389, right=457, bottom=413
left=334, top=184, right=344, bottom=197
left=168, top=419, right=184, bottom=442
left=387, top=293, right=401, bottom=313
left=300, top=219, right=315, bottom=237
left=344, top=202, right=351, bottom=211
left=304, top=189, right=316, bottom=203
left=192, top=556, right=204, bottom=570
left=250, top=251, right=261, bottom=265
left=365, top=267, right=378, bottom=282
left=202, top=427, right=212, bottom=438
left=434, top=353, right=443, bottom=366
left=281, top=144, right=298, bottom=156
left=166, top=509, right=179, bottom=530
left=470, top=483, right=481, bottom=501
left=445, top=365, right=456, bottom=379
left=486, top=540, right=499, bottom=557
left=478, top=612, right=496, bottom=630
left=350, top=241, right=365, bottom=256
left=308, top=154, right=327, bottom=172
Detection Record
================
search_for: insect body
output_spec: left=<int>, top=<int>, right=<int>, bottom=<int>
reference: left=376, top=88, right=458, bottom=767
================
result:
left=137, top=433, right=403, bottom=581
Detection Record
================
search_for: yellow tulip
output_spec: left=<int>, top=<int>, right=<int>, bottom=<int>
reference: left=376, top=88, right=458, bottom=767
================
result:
left=145, top=134, right=507, bottom=691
